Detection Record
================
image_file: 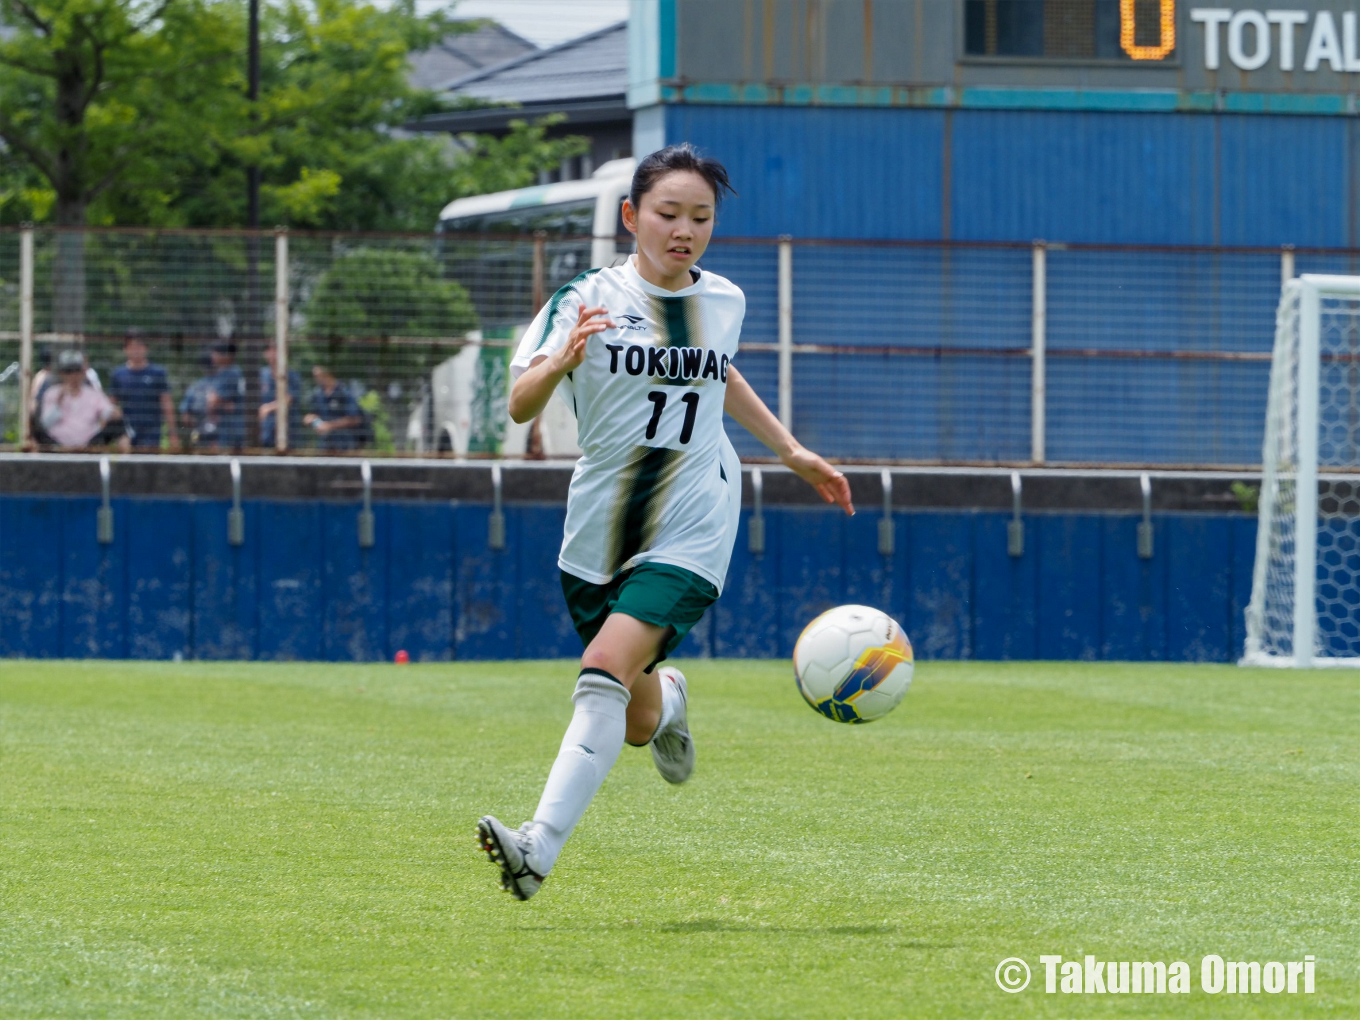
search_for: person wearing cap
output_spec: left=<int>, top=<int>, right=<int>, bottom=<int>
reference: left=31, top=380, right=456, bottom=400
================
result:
left=304, top=364, right=364, bottom=452
left=201, top=342, right=245, bottom=449
left=258, top=343, right=303, bottom=450
left=38, top=349, right=130, bottom=451
left=110, top=330, right=177, bottom=450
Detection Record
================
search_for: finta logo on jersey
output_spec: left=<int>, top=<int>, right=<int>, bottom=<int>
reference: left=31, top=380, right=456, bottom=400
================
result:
left=604, top=343, right=729, bottom=383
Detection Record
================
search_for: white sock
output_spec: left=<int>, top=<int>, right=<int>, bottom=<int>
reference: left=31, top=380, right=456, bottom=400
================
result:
left=653, top=669, right=681, bottom=739
left=528, top=669, right=630, bottom=874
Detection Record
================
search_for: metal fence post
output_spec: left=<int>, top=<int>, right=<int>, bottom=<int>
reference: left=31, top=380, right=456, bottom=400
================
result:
left=1281, top=245, right=1295, bottom=288
left=777, top=235, right=793, bottom=431
left=274, top=228, right=289, bottom=452
left=1295, top=279, right=1321, bottom=668
left=532, top=230, right=547, bottom=312
left=1031, top=240, right=1047, bottom=465
left=18, top=226, right=33, bottom=446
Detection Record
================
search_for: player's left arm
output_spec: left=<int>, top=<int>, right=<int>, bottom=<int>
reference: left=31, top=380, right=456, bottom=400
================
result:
left=724, top=365, right=853, bottom=515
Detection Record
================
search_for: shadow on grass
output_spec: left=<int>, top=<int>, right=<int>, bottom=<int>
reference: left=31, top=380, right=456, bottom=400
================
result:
left=572, top=919, right=955, bottom=945
left=509, top=919, right=946, bottom=940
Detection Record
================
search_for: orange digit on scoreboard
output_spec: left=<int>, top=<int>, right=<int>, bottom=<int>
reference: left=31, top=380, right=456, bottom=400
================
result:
left=1121, top=0, right=1176, bottom=61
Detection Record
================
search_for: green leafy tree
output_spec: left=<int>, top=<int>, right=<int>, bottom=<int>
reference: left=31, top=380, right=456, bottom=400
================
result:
left=0, top=0, right=588, bottom=232
left=300, top=245, right=478, bottom=380
left=218, top=0, right=587, bottom=230
left=0, top=0, right=238, bottom=328
left=0, top=0, right=237, bottom=228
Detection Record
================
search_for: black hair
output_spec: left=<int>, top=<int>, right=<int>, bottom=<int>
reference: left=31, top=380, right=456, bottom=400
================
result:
left=629, top=143, right=736, bottom=212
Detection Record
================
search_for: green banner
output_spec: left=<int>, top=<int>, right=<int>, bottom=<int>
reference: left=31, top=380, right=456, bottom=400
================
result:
left=467, top=329, right=513, bottom=455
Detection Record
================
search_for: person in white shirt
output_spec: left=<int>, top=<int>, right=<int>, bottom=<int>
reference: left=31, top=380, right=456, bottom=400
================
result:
left=39, top=349, right=129, bottom=451
left=477, top=144, right=854, bottom=901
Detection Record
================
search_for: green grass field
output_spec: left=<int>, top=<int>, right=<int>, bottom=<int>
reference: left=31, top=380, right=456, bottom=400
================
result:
left=1, top=659, right=1356, bottom=1018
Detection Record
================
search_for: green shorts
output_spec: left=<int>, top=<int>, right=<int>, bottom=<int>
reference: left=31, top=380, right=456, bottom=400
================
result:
left=561, top=562, right=719, bottom=671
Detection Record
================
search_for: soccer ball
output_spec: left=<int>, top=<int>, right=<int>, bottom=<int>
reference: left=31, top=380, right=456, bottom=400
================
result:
left=793, top=605, right=913, bottom=724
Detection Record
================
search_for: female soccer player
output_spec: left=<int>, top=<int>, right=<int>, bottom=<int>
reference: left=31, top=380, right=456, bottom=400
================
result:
left=477, top=144, right=853, bottom=900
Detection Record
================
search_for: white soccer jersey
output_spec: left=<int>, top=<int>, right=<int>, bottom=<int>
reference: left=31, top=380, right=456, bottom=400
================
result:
left=510, top=257, right=745, bottom=592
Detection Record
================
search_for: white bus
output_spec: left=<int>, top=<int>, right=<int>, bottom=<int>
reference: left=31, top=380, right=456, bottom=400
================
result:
left=409, top=158, right=636, bottom=456
left=437, top=156, right=636, bottom=286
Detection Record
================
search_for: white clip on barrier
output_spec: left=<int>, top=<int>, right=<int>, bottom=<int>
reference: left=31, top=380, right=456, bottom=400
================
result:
left=1138, top=473, right=1154, bottom=559
left=228, top=458, right=244, bottom=547
left=97, top=456, right=114, bottom=545
left=488, top=462, right=506, bottom=550
left=1008, top=471, right=1024, bottom=558
left=878, top=470, right=894, bottom=556
left=749, top=467, right=765, bottom=555
left=358, top=460, right=375, bottom=549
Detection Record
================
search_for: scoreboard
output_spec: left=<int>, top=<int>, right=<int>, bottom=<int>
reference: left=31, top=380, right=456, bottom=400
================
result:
left=660, top=1, right=1360, bottom=103
left=964, top=0, right=1177, bottom=62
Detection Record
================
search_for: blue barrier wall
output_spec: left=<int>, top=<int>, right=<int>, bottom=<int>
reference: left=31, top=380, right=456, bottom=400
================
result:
left=0, top=496, right=1256, bottom=663
left=664, top=105, right=1360, bottom=246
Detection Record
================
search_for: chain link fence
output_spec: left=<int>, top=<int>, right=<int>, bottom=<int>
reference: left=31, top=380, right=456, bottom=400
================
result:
left=0, top=225, right=1325, bottom=467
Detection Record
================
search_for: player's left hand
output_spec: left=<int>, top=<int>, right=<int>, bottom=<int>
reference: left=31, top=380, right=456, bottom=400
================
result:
left=782, top=445, right=854, bottom=515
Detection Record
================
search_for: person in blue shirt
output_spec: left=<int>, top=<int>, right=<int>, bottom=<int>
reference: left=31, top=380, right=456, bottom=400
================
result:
left=258, top=344, right=303, bottom=450
left=304, top=364, right=365, bottom=452
left=109, top=330, right=177, bottom=450
left=201, top=342, right=245, bottom=450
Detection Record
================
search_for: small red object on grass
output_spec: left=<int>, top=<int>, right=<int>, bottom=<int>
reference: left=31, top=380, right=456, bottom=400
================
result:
left=394, top=650, right=410, bottom=664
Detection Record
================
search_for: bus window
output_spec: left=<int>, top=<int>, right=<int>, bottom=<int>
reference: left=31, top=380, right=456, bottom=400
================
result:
left=440, top=199, right=596, bottom=237
left=438, top=199, right=597, bottom=329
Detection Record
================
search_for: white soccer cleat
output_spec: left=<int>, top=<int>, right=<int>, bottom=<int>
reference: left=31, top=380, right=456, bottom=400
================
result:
left=650, top=666, right=696, bottom=784
left=476, top=815, right=545, bottom=901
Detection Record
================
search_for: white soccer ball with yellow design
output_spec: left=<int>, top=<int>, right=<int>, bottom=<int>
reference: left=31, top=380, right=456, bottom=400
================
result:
left=793, top=605, right=913, bottom=723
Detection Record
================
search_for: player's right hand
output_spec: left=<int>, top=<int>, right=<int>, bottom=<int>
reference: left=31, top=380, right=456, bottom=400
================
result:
left=555, top=305, right=613, bottom=373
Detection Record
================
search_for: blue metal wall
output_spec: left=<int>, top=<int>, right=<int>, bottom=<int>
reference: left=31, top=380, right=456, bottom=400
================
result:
left=668, top=104, right=1348, bottom=465
left=666, top=105, right=1359, bottom=246
left=0, top=496, right=1256, bottom=663
left=700, top=240, right=1279, bottom=466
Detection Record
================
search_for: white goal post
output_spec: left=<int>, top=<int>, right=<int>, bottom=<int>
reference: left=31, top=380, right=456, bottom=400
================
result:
left=1244, top=274, right=1360, bottom=667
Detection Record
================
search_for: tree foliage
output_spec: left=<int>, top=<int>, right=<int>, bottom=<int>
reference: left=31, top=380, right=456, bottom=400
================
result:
left=300, top=246, right=478, bottom=380
left=0, top=0, right=237, bottom=225
left=0, top=0, right=588, bottom=230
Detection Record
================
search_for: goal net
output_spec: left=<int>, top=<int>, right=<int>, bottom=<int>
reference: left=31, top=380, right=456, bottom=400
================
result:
left=1244, top=274, right=1360, bottom=667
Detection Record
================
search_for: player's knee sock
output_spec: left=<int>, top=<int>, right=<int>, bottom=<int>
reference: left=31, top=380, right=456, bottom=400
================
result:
left=528, top=668, right=630, bottom=874
left=652, top=670, right=681, bottom=740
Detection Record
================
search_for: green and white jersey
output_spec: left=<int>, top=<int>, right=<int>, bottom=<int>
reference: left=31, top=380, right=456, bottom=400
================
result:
left=510, top=256, right=744, bottom=592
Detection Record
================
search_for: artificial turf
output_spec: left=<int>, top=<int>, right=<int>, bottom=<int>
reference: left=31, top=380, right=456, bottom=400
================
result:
left=0, top=659, right=1355, bottom=1018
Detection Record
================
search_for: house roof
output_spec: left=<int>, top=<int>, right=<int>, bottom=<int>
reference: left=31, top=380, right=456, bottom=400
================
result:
left=407, top=21, right=537, bottom=93
left=438, top=20, right=626, bottom=103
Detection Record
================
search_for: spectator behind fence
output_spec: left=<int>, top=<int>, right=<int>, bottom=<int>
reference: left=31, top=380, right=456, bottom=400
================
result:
left=182, top=342, right=245, bottom=450
left=38, top=349, right=130, bottom=451
left=110, top=330, right=177, bottom=450
left=29, top=347, right=101, bottom=422
left=259, top=344, right=303, bottom=449
left=305, top=365, right=364, bottom=452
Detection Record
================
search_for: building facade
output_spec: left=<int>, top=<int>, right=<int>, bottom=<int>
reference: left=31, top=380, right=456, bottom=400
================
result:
left=622, top=1, right=1360, bottom=467
left=628, top=1, right=1360, bottom=246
